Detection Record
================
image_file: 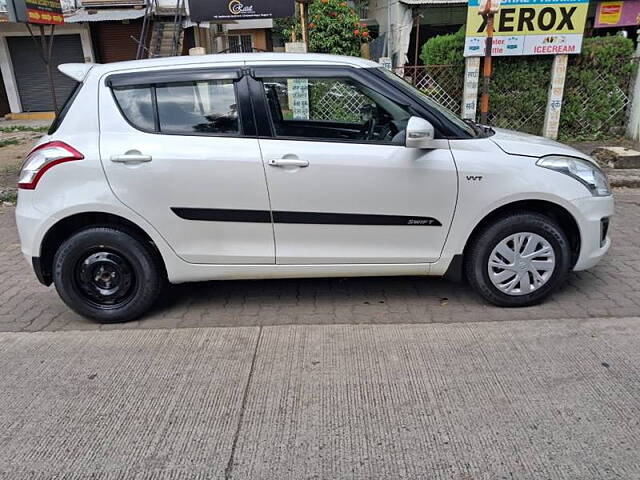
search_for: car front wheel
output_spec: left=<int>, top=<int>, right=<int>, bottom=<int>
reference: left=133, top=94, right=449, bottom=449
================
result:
left=465, top=213, right=571, bottom=307
left=53, top=227, right=163, bottom=323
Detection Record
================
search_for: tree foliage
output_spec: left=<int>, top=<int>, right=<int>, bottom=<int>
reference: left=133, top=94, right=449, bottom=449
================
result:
left=420, top=26, right=466, bottom=67
left=561, top=35, right=636, bottom=140
left=276, top=0, right=369, bottom=56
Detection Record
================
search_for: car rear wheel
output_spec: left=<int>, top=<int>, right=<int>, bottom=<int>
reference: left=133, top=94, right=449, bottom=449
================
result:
left=53, top=227, right=163, bottom=323
left=465, top=213, right=571, bottom=307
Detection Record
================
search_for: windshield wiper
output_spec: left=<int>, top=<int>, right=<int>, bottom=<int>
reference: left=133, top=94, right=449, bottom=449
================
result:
left=480, top=124, right=495, bottom=136
left=462, top=118, right=483, bottom=136
left=462, top=118, right=495, bottom=137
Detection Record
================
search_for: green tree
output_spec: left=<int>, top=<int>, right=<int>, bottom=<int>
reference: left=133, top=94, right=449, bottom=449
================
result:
left=276, top=0, right=369, bottom=56
left=561, top=35, right=636, bottom=140
left=419, top=25, right=466, bottom=68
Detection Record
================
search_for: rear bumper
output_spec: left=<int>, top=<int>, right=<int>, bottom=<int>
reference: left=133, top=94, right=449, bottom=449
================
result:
left=32, top=256, right=52, bottom=286
left=15, top=192, right=52, bottom=285
left=572, top=194, right=614, bottom=271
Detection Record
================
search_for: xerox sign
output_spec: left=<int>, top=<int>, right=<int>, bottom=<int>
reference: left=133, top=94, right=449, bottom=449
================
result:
left=188, top=0, right=295, bottom=22
left=464, top=0, right=588, bottom=56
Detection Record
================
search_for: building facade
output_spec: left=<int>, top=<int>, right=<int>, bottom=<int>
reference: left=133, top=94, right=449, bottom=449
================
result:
left=0, top=0, right=277, bottom=113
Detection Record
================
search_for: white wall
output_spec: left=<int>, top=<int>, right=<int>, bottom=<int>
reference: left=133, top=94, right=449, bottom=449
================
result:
left=366, top=0, right=413, bottom=67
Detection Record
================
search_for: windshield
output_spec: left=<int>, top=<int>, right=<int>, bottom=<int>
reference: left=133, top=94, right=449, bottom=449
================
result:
left=375, top=67, right=478, bottom=138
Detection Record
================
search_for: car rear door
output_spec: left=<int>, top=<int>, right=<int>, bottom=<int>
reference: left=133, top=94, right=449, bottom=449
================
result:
left=247, top=65, right=458, bottom=265
left=99, top=66, right=275, bottom=264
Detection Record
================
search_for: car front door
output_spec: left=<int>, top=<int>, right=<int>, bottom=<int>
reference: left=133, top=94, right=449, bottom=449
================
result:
left=99, top=67, right=275, bottom=264
left=248, top=66, right=458, bottom=265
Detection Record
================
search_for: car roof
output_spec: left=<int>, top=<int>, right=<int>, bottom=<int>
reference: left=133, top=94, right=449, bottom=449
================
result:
left=80, top=52, right=380, bottom=78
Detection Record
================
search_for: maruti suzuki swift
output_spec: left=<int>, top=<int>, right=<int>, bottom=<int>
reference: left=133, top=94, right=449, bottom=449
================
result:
left=15, top=53, right=613, bottom=323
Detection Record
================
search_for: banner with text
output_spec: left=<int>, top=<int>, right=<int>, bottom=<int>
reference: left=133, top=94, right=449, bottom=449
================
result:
left=188, top=0, right=295, bottom=22
left=7, top=0, right=64, bottom=24
left=464, top=0, right=588, bottom=56
left=595, top=0, right=640, bottom=28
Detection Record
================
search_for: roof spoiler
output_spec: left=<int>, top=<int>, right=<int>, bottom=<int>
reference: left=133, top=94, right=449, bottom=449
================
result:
left=58, top=63, right=95, bottom=82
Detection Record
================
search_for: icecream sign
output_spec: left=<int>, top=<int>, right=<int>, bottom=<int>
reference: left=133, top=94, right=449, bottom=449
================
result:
left=464, top=0, right=588, bottom=56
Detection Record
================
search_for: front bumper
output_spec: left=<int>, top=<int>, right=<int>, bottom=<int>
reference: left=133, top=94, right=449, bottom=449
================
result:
left=571, top=194, right=614, bottom=271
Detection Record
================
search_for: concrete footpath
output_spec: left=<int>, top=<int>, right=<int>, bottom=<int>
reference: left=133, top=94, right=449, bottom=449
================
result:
left=1, top=318, right=639, bottom=479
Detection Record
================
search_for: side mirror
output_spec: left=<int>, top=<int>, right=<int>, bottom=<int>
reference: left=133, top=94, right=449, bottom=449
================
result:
left=405, top=116, right=436, bottom=149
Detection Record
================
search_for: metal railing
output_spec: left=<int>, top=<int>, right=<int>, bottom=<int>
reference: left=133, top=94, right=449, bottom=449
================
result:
left=394, top=62, right=636, bottom=138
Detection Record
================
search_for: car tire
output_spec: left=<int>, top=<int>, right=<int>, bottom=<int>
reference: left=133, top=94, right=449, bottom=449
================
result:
left=53, top=227, right=163, bottom=323
left=465, top=212, right=571, bottom=307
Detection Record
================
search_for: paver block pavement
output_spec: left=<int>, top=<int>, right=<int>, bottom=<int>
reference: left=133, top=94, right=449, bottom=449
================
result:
left=1, top=191, right=639, bottom=331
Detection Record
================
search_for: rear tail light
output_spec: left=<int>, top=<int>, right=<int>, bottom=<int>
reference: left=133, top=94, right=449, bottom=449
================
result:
left=18, top=141, right=84, bottom=190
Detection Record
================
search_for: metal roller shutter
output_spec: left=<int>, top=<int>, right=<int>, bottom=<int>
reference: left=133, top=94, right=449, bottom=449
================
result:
left=93, top=20, right=143, bottom=63
left=7, top=34, right=84, bottom=112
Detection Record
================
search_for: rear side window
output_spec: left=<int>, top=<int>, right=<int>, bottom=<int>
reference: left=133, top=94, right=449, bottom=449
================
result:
left=111, top=79, right=239, bottom=136
left=156, top=80, right=238, bottom=134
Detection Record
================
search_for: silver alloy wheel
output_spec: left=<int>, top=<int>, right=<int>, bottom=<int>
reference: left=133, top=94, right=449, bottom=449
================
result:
left=487, top=232, right=556, bottom=296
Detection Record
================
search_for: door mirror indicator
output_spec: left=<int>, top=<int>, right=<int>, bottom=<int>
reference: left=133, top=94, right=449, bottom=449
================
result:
left=406, top=116, right=436, bottom=149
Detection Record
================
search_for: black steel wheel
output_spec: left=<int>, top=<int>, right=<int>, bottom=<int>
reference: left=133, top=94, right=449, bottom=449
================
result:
left=74, top=250, right=136, bottom=309
left=53, top=227, right=163, bottom=323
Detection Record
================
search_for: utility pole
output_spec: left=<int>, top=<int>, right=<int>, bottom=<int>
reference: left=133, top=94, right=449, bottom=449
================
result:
left=296, top=0, right=313, bottom=49
left=478, top=0, right=500, bottom=125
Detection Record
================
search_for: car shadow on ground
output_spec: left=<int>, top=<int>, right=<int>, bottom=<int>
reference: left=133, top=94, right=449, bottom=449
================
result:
left=135, top=271, right=601, bottom=330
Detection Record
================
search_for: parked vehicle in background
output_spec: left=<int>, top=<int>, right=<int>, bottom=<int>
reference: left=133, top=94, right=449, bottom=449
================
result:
left=15, top=53, right=613, bottom=323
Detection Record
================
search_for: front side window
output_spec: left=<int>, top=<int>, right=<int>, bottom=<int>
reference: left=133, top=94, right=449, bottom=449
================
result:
left=111, top=79, right=239, bottom=136
left=262, top=77, right=411, bottom=144
left=375, top=67, right=478, bottom=138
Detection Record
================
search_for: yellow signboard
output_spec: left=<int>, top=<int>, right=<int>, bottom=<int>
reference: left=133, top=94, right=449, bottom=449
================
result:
left=597, top=1, right=623, bottom=25
left=465, top=0, right=588, bottom=56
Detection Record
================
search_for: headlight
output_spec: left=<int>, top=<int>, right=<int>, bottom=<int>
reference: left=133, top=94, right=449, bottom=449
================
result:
left=536, top=155, right=611, bottom=197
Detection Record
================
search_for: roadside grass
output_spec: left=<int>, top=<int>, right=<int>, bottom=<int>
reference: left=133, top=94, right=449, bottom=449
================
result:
left=0, top=125, right=49, bottom=133
left=1, top=164, right=20, bottom=175
left=0, top=189, right=17, bottom=204
left=0, top=138, right=20, bottom=148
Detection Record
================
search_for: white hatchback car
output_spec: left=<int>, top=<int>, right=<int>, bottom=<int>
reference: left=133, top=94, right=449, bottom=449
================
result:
left=16, top=53, right=613, bottom=323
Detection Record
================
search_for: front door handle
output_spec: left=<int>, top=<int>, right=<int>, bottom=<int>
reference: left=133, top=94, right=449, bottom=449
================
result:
left=268, top=158, right=309, bottom=168
left=111, top=151, right=152, bottom=164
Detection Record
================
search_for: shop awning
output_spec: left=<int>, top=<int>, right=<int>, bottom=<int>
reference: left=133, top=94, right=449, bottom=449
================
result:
left=65, top=8, right=146, bottom=23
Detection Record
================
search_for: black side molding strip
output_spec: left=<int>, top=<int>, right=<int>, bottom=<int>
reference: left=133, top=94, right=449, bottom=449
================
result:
left=273, top=211, right=441, bottom=226
left=172, top=208, right=441, bottom=226
left=172, top=208, right=271, bottom=223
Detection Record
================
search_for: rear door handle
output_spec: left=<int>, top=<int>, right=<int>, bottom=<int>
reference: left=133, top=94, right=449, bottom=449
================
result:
left=268, top=158, right=309, bottom=168
left=111, top=152, right=152, bottom=164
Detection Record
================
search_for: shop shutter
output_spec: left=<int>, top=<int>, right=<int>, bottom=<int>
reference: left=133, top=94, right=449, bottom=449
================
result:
left=94, top=21, right=143, bottom=63
left=7, top=35, right=84, bottom=112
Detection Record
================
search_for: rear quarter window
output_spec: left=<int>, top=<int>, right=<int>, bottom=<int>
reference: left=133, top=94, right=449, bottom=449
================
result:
left=112, top=86, right=155, bottom=132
